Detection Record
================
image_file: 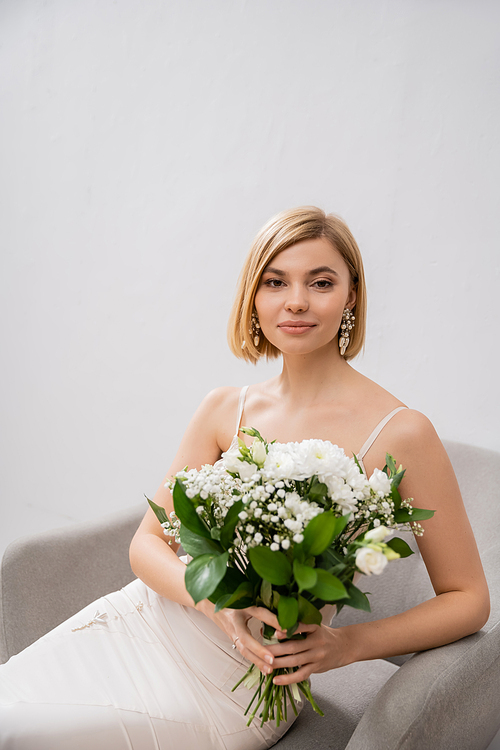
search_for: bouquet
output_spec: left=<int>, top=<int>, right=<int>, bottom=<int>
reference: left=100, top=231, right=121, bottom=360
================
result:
left=148, top=428, right=434, bottom=727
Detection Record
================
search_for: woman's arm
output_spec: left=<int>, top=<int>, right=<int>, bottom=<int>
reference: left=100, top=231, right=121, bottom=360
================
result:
left=129, top=387, right=276, bottom=674
left=268, top=410, right=490, bottom=685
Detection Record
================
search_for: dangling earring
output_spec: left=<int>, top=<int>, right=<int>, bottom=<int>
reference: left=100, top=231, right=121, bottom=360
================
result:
left=250, top=311, right=261, bottom=347
left=339, top=308, right=355, bottom=356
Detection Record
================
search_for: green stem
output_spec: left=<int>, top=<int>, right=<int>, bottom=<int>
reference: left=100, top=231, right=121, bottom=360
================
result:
left=231, top=664, right=254, bottom=692
left=298, top=681, right=324, bottom=717
left=285, top=684, right=298, bottom=717
left=247, top=674, right=274, bottom=727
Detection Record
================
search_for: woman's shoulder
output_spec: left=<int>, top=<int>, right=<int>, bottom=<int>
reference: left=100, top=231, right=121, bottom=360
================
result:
left=200, top=385, right=242, bottom=409
left=354, top=372, right=443, bottom=470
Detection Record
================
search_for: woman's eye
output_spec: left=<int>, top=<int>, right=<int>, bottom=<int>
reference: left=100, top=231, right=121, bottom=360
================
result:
left=313, top=279, right=333, bottom=289
left=265, top=279, right=285, bottom=288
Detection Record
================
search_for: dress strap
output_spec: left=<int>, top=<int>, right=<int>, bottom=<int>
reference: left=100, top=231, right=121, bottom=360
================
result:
left=358, top=406, right=408, bottom=460
left=235, top=385, right=249, bottom=435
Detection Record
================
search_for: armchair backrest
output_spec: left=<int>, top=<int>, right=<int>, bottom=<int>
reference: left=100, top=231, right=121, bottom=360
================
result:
left=0, top=505, right=144, bottom=664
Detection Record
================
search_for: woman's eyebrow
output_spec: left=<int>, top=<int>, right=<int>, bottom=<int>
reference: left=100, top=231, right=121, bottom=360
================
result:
left=262, top=265, right=339, bottom=277
left=308, top=266, right=340, bottom=276
left=262, top=266, right=286, bottom=276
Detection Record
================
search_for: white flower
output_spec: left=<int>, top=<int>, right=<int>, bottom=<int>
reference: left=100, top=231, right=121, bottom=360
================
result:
left=251, top=440, right=267, bottom=467
left=270, top=542, right=280, bottom=551
left=254, top=532, right=263, bottom=544
left=365, top=526, right=393, bottom=544
left=263, top=448, right=297, bottom=480
left=281, top=539, right=290, bottom=550
left=222, top=449, right=256, bottom=481
left=368, top=468, right=392, bottom=497
left=355, top=547, right=388, bottom=576
left=293, top=533, right=304, bottom=543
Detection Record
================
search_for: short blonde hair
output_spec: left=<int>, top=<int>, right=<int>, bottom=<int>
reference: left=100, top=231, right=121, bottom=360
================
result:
left=228, top=206, right=366, bottom=364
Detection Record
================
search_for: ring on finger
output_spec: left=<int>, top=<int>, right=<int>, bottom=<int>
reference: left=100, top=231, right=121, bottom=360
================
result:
left=232, top=636, right=240, bottom=650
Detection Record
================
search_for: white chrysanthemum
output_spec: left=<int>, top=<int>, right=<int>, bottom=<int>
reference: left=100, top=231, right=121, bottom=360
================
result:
left=263, top=447, right=297, bottom=480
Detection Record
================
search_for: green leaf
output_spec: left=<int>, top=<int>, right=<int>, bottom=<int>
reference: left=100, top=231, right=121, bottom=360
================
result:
left=210, top=527, right=221, bottom=540
left=207, top=565, right=247, bottom=604
left=307, top=479, right=329, bottom=502
left=297, top=595, right=322, bottom=625
left=214, top=581, right=254, bottom=612
left=391, top=485, right=402, bottom=511
left=385, top=453, right=397, bottom=475
left=248, top=546, right=292, bottom=586
left=179, top=525, right=223, bottom=557
left=246, top=561, right=262, bottom=586
left=185, top=551, right=229, bottom=604
left=147, top=497, right=169, bottom=525
left=307, top=569, right=347, bottom=602
left=278, top=595, right=299, bottom=630
left=293, top=560, right=317, bottom=593
left=260, top=579, right=273, bottom=609
left=391, top=469, right=406, bottom=490
left=394, top=507, right=435, bottom=523
left=336, top=581, right=371, bottom=612
left=386, top=537, right=414, bottom=558
left=220, top=500, right=243, bottom=550
left=302, top=512, right=350, bottom=556
left=172, top=481, right=211, bottom=539
left=352, top=454, right=364, bottom=474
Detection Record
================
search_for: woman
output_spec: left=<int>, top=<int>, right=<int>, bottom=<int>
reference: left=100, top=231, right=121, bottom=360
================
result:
left=0, top=206, right=489, bottom=749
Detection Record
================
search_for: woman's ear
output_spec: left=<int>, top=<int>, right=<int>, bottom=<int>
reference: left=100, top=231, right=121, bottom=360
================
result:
left=347, top=285, right=357, bottom=310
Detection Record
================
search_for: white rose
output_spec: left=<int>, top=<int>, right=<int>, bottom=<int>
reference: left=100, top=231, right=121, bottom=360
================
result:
left=355, top=547, right=388, bottom=576
left=368, top=468, right=392, bottom=497
left=365, top=525, right=393, bottom=544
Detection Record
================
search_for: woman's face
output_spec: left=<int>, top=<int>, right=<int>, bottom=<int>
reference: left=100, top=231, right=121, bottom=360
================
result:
left=254, top=237, right=356, bottom=357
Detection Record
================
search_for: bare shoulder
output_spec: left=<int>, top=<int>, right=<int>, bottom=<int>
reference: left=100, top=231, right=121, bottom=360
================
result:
left=361, top=405, right=450, bottom=481
left=380, top=408, right=446, bottom=461
left=194, top=385, right=245, bottom=452
left=198, top=385, right=241, bottom=412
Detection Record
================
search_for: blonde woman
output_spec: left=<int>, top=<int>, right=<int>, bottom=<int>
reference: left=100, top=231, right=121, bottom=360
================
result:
left=0, top=207, right=489, bottom=749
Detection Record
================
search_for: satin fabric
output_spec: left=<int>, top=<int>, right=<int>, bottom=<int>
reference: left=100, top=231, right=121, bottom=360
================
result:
left=0, top=576, right=309, bottom=749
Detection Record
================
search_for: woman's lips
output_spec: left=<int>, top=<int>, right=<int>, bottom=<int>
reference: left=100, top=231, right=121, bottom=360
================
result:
left=277, top=321, right=316, bottom=334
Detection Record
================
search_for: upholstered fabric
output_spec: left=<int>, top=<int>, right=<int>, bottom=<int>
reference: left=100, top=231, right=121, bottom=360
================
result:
left=0, top=440, right=499, bottom=748
left=0, top=505, right=143, bottom=663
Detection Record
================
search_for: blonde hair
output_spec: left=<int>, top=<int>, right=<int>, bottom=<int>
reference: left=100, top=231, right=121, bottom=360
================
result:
left=228, top=206, right=366, bottom=364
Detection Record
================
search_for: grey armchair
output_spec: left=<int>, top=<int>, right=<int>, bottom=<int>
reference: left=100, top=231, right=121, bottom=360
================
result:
left=1, top=441, right=499, bottom=749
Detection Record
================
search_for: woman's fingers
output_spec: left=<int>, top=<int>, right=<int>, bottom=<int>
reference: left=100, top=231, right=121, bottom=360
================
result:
left=233, top=629, right=275, bottom=673
left=246, top=606, right=281, bottom=631
left=275, top=621, right=317, bottom=640
left=229, top=611, right=275, bottom=672
left=273, top=663, right=314, bottom=684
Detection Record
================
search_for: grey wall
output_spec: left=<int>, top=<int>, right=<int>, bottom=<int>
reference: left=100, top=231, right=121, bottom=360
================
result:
left=1, top=0, right=499, bottom=554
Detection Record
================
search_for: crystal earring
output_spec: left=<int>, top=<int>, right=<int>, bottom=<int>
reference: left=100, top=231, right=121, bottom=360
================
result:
left=250, top=311, right=261, bottom=347
left=339, top=308, right=355, bottom=356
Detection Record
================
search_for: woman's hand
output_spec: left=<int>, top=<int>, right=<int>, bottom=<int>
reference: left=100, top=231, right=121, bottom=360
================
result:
left=267, top=622, right=350, bottom=685
left=197, top=600, right=281, bottom=675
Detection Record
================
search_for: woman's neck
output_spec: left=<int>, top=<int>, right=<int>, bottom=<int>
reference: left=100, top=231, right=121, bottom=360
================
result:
left=275, top=346, right=355, bottom=406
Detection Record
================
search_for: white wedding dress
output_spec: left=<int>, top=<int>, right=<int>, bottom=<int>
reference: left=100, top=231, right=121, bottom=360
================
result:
left=0, top=387, right=405, bottom=750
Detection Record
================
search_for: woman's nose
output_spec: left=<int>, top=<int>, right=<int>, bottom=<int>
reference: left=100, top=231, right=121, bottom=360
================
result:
left=284, top=287, right=309, bottom=313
